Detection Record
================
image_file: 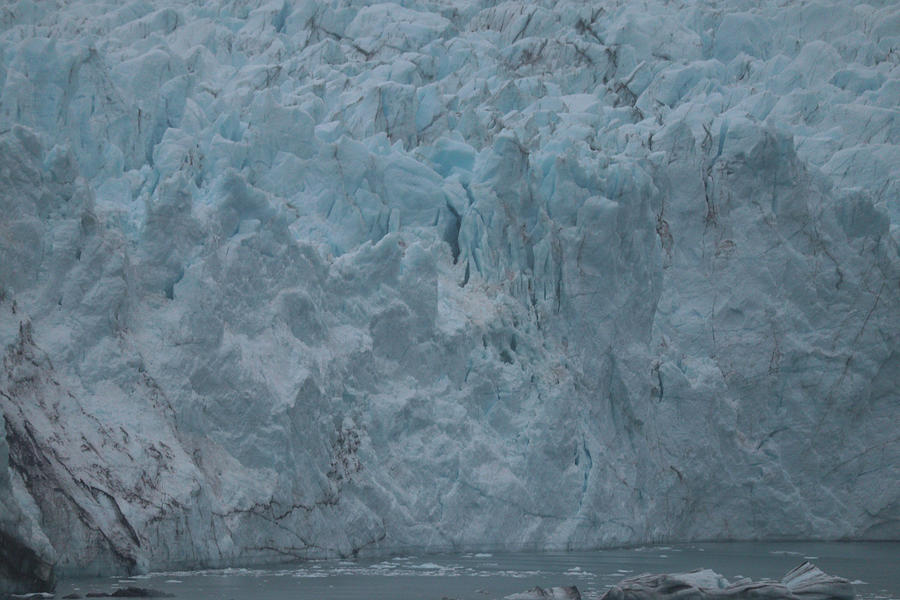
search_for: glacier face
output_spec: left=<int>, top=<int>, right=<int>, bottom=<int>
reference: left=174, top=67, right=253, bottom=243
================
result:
left=1, top=0, right=899, bottom=588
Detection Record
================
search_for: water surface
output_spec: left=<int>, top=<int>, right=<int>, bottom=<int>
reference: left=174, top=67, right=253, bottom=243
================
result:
left=58, top=542, right=899, bottom=600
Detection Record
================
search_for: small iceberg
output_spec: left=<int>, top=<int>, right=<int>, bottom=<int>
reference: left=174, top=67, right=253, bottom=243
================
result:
left=600, top=562, right=853, bottom=600
left=505, top=585, right=582, bottom=600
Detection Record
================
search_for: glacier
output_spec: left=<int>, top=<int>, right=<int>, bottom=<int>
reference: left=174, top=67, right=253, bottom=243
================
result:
left=1, top=0, right=899, bottom=592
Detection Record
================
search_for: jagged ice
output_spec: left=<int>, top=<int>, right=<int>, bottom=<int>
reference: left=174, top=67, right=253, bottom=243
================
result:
left=0, top=0, right=898, bottom=592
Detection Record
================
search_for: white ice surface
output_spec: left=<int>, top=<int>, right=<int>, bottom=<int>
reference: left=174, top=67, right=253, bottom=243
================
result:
left=0, top=0, right=898, bottom=579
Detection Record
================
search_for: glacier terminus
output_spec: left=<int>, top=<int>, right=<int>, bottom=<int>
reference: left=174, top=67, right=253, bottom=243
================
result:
left=0, top=0, right=898, bottom=594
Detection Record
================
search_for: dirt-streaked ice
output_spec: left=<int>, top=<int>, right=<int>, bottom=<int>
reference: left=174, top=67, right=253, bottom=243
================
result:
left=0, top=0, right=898, bottom=591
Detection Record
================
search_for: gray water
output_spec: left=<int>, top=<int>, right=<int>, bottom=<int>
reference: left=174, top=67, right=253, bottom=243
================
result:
left=58, top=542, right=899, bottom=600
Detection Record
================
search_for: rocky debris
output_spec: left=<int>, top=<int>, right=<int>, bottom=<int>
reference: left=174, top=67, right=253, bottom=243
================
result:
left=600, top=562, right=852, bottom=600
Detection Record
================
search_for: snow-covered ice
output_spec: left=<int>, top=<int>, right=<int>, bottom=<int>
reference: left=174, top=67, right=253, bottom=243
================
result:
left=0, top=0, right=898, bottom=590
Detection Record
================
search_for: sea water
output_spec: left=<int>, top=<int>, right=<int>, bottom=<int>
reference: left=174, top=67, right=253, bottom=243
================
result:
left=57, top=543, right=899, bottom=600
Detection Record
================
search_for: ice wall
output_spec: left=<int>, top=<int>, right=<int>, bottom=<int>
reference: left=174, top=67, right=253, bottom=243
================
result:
left=1, top=0, right=898, bottom=587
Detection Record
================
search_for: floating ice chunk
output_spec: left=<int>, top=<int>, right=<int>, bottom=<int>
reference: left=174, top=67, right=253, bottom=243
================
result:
left=506, top=586, right=582, bottom=600
left=600, top=563, right=853, bottom=600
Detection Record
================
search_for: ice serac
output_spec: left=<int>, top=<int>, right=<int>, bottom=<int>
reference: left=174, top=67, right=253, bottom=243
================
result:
left=1, top=0, right=899, bottom=582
